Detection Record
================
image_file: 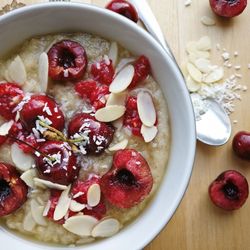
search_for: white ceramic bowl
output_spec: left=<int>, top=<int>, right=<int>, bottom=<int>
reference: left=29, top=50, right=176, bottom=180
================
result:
left=0, top=3, right=196, bottom=250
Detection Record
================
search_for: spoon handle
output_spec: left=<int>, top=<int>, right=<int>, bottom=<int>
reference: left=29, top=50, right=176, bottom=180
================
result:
left=128, top=0, right=174, bottom=59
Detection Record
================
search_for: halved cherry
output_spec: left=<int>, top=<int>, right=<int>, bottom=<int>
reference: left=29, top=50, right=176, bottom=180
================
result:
left=106, top=0, right=139, bottom=23
left=19, top=94, right=65, bottom=132
left=100, top=149, right=153, bottom=208
left=90, top=58, right=115, bottom=85
left=48, top=40, right=88, bottom=81
left=0, top=162, right=28, bottom=217
left=0, top=83, right=24, bottom=120
left=36, top=141, right=79, bottom=185
left=68, top=113, right=115, bottom=154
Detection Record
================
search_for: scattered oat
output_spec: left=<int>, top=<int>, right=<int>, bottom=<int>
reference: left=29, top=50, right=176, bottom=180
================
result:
left=234, top=65, right=241, bottom=70
left=233, top=120, right=238, bottom=124
left=234, top=51, right=239, bottom=57
left=184, top=0, right=192, bottom=7
left=222, top=52, right=230, bottom=61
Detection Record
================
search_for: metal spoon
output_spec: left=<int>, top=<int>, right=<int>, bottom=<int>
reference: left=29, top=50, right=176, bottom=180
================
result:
left=128, top=0, right=231, bottom=146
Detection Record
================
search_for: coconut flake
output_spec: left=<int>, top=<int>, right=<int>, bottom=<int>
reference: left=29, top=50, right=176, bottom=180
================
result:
left=91, top=218, right=120, bottom=238
left=8, top=55, right=27, bottom=85
left=38, top=52, right=49, bottom=93
left=34, top=178, right=68, bottom=190
left=87, top=184, right=101, bottom=207
left=95, top=105, right=125, bottom=122
left=109, top=65, right=135, bottom=93
left=20, top=169, right=37, bottom=188
left=70, top=200, right=86, bottom=212
left=141, top=125, right=158, bottom=143
left=30, top=200, right=47, bottom=226
left=63, top=215, right=98, bottom=236
left=53, top=185, right=71, bottom=221
left=137, top=91, right=156, bottom=127
left=108, top=139, right=128, bottom=151
left=0, top=120, right=14, bottom=136
left=11, top=143, right=35, bottom=171
left=108, top=42, right=118, bottom=66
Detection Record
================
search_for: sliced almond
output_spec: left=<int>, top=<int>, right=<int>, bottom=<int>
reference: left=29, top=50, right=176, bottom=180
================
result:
left=108, top=42, right=118, bottom=66
left=202, top=66, right=224, bottom=83
left=187, top=63, right=202, bottom=83
left=188, top=53, right=199, bottom=64
left=23, top=211, right=36, bottom=232
left=115, top=58, right=135, bottom=74
left=54, top=185, right=71, bottom=221
left=87, top=184, right=101, bottom=207
left=196, top=36, right=212, bottom=51
left=193, top=50, right=210, bottom=59
left=92, top=218, right=120, bottom=238
left=63, top=215, right=98, bottom=236
left=95, top=105, right=125, bottom=122
left=20, top=169, right=37, bottom=188
left=137, top=91, right=156, bottom=127
left=43, top=200, right=51, bottom=216
left=4, top=69, right=12, bottom=82
left=109, top=64, right=134, bottom=93
left=201, top=16, right=216, bottom=26
left=0, top=120, right=14, bottom=136
left=11, top=143, right=35, bottom=171
left=112, top=117, right=123, bottom=131
left=70, top=200, right=86, bottom=212
left=186, top=75, right=201, bottom=92
left=108, top=139, right=128, bottom=151
left=38, top=52, right=49, bottom=93
left=8, top=55, right=27, bottom=85
left=194, top=58, right=211, bottom=73
left=141, top=125, right=158, bottom=143
left=34, top=178, right=68, bottom=190
left=186, top=41, right=198, bottom=54
left=106, top=92, right=127, bottom=106
left=30, top=200, right=47, bottom=226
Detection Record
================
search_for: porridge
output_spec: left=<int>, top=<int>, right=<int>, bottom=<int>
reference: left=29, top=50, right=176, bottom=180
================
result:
left=0, top=32, right=170, bottom=245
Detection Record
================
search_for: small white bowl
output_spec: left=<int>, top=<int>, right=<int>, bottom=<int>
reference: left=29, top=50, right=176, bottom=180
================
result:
left=0, top=3, right=196, bottom=250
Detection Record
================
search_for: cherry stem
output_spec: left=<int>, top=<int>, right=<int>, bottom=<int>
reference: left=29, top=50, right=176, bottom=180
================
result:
left=7, top=135, right=54, bottom=161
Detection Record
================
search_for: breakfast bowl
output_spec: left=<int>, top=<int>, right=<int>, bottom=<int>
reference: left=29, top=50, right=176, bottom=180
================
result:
left=0, top=2, right=196, bottom=250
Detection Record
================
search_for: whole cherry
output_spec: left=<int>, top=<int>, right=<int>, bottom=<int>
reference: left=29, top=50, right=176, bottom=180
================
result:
left=19, top=94, right=65, bottom=132
left=232, top=131, right=250, bottom=160
left=106, top=0, right=139, bottom=23
left=209, top=170, right=249, bottom=210
left=68, top=113, right=115, bottom=155
left=209, top=0, right=247, bottom=18
left=36, top=141, right=80, bottom=185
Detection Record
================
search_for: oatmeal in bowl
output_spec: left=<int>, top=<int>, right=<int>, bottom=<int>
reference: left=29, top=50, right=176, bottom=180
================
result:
left=0, top=3, right=196, bottom=250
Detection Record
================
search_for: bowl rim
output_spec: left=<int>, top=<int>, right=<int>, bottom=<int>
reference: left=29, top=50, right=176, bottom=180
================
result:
left=0, top=2, right=197, bottom=250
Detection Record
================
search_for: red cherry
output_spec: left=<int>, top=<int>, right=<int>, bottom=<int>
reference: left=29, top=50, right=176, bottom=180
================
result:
left=209, top=170, right=249, bottom=210
left=0, top=83, right=24, bottom=120
left=100, top=149, right=153, bottom=208
left=17, top=133, right=39, bottom=154
left=232, top=131, right=250, bottom=160
left=36, top=141, right=79, bottom=185
left=90, top=58, right=115, bottom=85
left=106, top=0, right=139, bottom=23
left=68, top=113, right=115, bottom=155
left=123, top=96, right=142, bottom=137
left=46, top=190, right=76, bottom=224
left=130, top=55, right=151, bottom=89
left=48, top=40, right=88, bottom=81
left=0, top=162, right=28, bottom=217
left=209, top=0, right=247, bottom=18
left=19, top=95, right=65, bottom=132
left=71, top=177, right=106, bottom=220
left=75, top=80, right=110, bottom=110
